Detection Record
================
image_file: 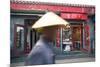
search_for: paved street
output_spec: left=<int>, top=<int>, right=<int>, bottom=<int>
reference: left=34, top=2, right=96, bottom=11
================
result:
left=10, top=57, right=95, bottom=67
left=10, top=50, right=95, bottom=67
left=56, top=57, right=95, bottom=64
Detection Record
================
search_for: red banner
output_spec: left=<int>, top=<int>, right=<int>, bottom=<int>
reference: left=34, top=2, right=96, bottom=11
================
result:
left=11, top=3, right=88, bottom=13
left=61, top=13, right=88, bottom=20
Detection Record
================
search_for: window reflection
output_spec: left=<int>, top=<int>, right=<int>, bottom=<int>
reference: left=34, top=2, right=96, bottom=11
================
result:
left=62, top=27, right=72, bottom=51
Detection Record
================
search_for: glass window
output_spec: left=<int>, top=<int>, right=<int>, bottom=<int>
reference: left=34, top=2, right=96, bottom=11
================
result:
left=16, top=26, right=24, bottom=51
left=62, top=27, right=72, bottom=51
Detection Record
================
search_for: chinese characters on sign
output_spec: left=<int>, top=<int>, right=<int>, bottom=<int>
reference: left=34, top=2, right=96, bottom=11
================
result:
left=61, top=13, right=88, bottom=20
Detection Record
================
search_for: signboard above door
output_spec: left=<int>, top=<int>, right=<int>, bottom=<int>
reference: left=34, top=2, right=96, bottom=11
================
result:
left=61, top=13, right=88, bottom=20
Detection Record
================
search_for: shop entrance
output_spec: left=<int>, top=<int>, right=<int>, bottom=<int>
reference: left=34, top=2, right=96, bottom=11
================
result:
left=71, top=25, right=83, bottom=51
left=12, top=19, right=40, bottom=57
left=62, top=24, right=83, bottom=52
left=24, top=19, right=40, bottom=54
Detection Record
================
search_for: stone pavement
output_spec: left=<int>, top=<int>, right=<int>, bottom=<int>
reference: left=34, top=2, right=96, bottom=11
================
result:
left=10, top=50, right=95, bottom=67
left=56, top=57, right=95, bottom=64
left=10, top=56, right=95, bottom=67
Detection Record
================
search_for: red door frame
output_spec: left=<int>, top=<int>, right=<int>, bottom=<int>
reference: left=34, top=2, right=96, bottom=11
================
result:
left=82, top=25, right=91, bottom=52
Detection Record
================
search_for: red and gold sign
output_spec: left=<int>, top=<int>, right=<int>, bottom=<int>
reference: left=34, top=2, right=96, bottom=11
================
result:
left=61, top=13, right=88, bottom=20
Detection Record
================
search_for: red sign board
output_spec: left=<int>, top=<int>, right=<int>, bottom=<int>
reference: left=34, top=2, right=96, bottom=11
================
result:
left=61, top=13, right=88, bottom=20
left=11, top=3, right=88, bottom=13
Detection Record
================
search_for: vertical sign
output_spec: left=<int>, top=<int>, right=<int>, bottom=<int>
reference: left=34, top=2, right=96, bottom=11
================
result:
left=56, top=29, right=60, bottom=47
left=84, top=25, right=90, bottom=51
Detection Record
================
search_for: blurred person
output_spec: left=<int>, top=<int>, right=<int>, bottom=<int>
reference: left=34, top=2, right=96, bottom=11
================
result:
left=24, top=12, right=69, bottom=65
left=24, top=26, right=59, bottom=65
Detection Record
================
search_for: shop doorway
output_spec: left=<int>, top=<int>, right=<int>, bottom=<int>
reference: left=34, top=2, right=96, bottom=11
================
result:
left=71, top=25, right=83, bottom=51
left=57, top=24, right=83, bottom=52
left=24, top=19, right=39, bottom=54
left=12, top=19, right=40, bottom=57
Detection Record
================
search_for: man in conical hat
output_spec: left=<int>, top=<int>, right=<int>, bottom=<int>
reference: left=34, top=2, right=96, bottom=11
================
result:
left=25, top=12, right=69, bottom=65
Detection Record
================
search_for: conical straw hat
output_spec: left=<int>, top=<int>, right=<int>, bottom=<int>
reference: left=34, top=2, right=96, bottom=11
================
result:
left=32, top=12, right=69, bottom=28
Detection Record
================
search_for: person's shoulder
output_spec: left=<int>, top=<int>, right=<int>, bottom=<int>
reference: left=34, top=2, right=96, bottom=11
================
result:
left=33, top=43, right=46, bottom=52
left=28, top=45, right=43, bottom=57
left=36, top=40, right=47, bottom=48
left=30, top=40, right=48, bottom=54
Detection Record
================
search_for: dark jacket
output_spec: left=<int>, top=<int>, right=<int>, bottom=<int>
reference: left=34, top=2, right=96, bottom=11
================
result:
left=24, top=36, right=55, bottom=65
